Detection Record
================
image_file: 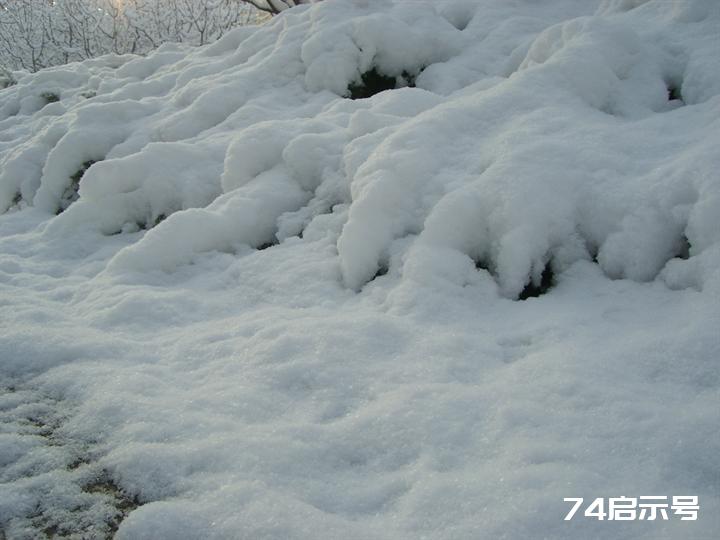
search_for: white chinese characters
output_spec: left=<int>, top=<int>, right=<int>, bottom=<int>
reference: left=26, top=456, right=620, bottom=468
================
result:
left=563, top=496, right=699, bottom=521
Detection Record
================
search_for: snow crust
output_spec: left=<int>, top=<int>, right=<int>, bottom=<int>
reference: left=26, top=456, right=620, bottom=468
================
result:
left=1, top=0, right=719, bottom=538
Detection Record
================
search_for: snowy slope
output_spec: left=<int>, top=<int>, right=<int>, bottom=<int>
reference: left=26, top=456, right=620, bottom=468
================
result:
left=0, top=0, right=719, bottom=538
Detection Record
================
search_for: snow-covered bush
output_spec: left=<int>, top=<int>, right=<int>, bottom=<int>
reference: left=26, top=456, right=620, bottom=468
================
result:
left=0, top=0, right=261, bottom=72
left=1, top=0, right=718, bottom=299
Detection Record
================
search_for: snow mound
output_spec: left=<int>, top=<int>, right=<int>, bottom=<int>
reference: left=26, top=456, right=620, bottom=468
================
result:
left=1, top=0, right=718, bottom=298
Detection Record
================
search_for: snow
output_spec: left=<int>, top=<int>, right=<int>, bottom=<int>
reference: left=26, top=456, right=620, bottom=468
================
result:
left=1, top=0, right=719, bottom=538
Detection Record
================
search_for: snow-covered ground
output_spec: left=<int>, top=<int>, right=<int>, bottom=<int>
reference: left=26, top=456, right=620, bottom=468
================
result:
left=1, top=0, right=719, bottom=538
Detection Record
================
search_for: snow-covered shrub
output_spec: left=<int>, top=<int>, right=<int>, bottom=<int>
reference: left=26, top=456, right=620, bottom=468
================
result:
left=1, top=0, right=719, bottom=299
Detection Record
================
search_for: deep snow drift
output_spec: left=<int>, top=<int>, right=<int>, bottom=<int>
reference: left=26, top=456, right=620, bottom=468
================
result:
left=0, top=0, right=719, bottom=538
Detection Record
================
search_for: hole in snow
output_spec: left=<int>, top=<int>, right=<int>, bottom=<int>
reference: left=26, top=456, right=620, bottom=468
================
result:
left=518, top=264, right=555, bottom=301
left=348, top=68, right=396, bottom=99
left=676, top=234, right=691, bottom=260
left=347, top=67, right=420, bottom=99
left=474, top=258, right=492, bottom=273
left=363, top=263, right=389, bottom=287
left=257, top=239, right=279, bottom=251
left=150, top=213, right=167, bottom=229
left=668, top=85, right=684, bottom=103
left=373, top=264, right=389, bottom=279
left=134, top=212, right=170, bottom=232
left=666, top=81, right=684, bottom=104
left=40, top=91, right=60, bottom=105
left=57, top=160, right=97, bottom=214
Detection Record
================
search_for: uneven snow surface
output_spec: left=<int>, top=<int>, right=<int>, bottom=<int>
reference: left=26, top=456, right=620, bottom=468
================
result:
left=1, top=0, right=719, bottom=538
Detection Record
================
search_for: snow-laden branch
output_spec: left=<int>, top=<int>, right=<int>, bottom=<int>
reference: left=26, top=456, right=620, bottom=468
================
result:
left=0, top=0, right=261, bottom=72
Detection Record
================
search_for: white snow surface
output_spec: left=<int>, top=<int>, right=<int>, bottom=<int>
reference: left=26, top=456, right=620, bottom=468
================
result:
left=1, top=0, right=719, bottom=538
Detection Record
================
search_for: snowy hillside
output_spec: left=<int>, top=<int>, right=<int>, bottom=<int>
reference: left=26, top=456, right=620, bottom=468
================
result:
left=1, top=0, right=719, bottom=538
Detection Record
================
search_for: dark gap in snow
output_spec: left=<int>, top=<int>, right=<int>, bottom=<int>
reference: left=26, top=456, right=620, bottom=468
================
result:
left=57, top=160, right=97, bottom=214
left=474, top=258, right=491, bottom=272
left=400, top=70, right=418, bottom=88
left=676, top=234, right=691, bottom=260
left=149, top=213, right=167, bottom=229
left=667, top=82, right=683, bottom=104
left=348, top=68, right=396, bottom=99
left=11, top=192, right=22, bottom=206
left=136, top=212, right=168, bottom=231
left=347, top=67, right=423, bottom=99
left=257, top=239, right=279, bottom=250
left=40, top=91, right=60, bottom=105
left=585, top=240, right=600, bottom=263
left=80, top=90, right=97, bottom=99
left=362, top=263, right=389, bottom=288
left=518, top=264, right=554, bottom=301
left=373, top=264, right=389, bottom=279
